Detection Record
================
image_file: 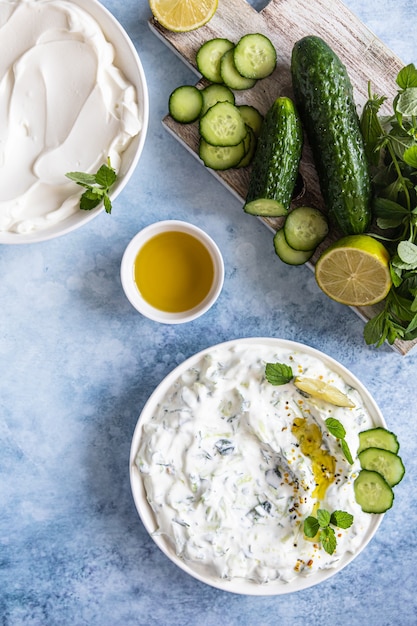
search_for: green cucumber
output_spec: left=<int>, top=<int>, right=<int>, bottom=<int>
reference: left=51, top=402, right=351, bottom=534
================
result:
left=199, top=138, right=246, bottom=170
left=273, top=229, right=314, bottom=265
left=200, top=83, right=235, bottom=116
left=237, top=105, right=263, bottom=137
left=244, top=96, right=303, bottom=217
left=196, top=38, right=234, bottom=83
left=358, top=427, right=400, bottom=455
left=290, top=35, right=371, bottom=235
left=358, top=447, right=405, bottom=487
left=168, top=85, right=203, bottom=123
left=283, top=206, right=329, bottom=251
left=233, top=33, right=276, bottom=80
left=220, top=48, right=256, bottom=90
left=199, top=101, right=247, bottom=147
left=354, top=469, right=394, bottom=514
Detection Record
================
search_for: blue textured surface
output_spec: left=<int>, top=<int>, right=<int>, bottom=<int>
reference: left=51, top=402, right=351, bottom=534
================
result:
left=1, top=1, right=416, bottom=624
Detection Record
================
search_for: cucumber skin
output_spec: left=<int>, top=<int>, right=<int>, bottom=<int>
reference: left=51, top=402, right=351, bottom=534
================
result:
left=244, top=96, right=303, bottom=215
left=291, top=36, right=371, bottom=235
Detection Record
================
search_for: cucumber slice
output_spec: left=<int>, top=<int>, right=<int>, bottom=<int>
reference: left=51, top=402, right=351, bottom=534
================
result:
left=358, top=427, right=400, bottom=454
left=199, top=101, right=247, bottom=147
left=234, top=33, right=277, bottom=79
left=201, top=84, right=235, bottom=117
left=358, top=448, right=405, bottom=487
left=168, top=85, right=203, bottom=123
left=238, top=104, right=263, bottom=137
left=354, top=469, right=394, bottom=513
left=237, top=127, right=257, bottom=168
left=273, top=229, right=314, bottom=265
left=196, top=38, right=235, bottom=83
left=220, top=48, right=257, bottom=90
left=199, top=138, right=246, bottom=170
left=284, top=206, right=329, bottom=251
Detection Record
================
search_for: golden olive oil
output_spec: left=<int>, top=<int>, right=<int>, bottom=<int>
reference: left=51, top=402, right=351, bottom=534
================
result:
left=134, top=231, right=214, bottom=313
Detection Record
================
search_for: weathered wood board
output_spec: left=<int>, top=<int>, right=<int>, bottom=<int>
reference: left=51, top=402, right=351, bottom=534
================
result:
left=149, top=0, right=415, bottom=354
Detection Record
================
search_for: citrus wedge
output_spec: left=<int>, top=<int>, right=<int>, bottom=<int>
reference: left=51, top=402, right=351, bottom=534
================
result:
left=294, top=377, right=355, bottom=408
left=149, top=0, right=218, bottom=32
left=315, top=235, right=392, bottom=306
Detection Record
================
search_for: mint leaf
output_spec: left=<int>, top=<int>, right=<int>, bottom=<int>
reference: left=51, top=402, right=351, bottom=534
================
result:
left=397, top=63, right=417, bottom=89
left=396, top=87, right=417, bottom=117
left=320, top=526, right=337, bottom=555
left=66, top=171, right=97, bottom=186
left=303, top=516, right=320, bottom=538
left=265, top=362, right=293, bottom=386
left=95, top=163, right=117, bottom=188
left=66, top=158, right=118, bottom=213
left=330, top=510, right=354, bottom=529
left=341, top=438, right=354, bottom=465
left=403, top=145, right=417, bottom=168
left=316, top=508, right=331, bottom=528
left=325, top=417, right=346, bottom=439
left=79, top=189, right=103, bottom=211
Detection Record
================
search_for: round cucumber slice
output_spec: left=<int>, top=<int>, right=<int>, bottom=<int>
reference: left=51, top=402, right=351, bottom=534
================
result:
left=354, top=469, right=394, bottom=514
left=284, top=206, right=329, bottom=251
left=358, top=447, right=405, bottom=487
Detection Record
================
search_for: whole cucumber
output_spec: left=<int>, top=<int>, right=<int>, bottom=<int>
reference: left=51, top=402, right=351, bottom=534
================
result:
left=244, top=96, right=303, bottom=217
left=291, top=36, right=371, bottom=235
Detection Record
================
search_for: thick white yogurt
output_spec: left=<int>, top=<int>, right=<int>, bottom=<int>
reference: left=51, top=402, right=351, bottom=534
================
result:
left=0, top=0, right=142, bottom=234
left=136, top=342, right=376, bottom=585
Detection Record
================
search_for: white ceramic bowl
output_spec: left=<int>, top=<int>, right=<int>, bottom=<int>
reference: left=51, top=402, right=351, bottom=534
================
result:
left=120, top=220, right=224, bottom=323
left=0, top=0, right=149, bottom=244
left=130, top=338, right=386, bottom=595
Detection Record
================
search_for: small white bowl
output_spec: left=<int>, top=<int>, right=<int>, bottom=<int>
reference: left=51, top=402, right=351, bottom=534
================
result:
left=120, top=220, right=224, bottom=323
left=0, top=0, right=149, bottom=244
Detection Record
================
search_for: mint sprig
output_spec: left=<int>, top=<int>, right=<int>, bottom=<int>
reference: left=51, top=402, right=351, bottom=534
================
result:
left=66, top=158, right=117, bottom=214
left=265, top=362, right=293, bottom=386
left=325, top=417, right=354, bottom=464
left=360, top=63, right=417, bottom=346
left=304, top=508, right=354, bottom=555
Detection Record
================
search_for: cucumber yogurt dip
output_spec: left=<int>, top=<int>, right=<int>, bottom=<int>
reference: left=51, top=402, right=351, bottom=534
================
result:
left=134, top=339, right=380, bottom=589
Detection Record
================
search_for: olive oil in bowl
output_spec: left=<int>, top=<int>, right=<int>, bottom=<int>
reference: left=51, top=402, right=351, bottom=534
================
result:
left=121, top=220, right=224, bottom=323
left=134, top=231, right=214, bottom=313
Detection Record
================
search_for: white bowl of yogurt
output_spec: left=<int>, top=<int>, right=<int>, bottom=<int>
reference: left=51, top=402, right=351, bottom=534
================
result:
left=130, top=338, right=387, bottom=595
left=0, top=0, right=149, bottom=243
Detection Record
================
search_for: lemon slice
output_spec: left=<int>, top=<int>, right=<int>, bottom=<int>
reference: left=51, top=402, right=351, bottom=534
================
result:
left=315, top=235, right=392, bottom=306
left=149, top=0, right=218, bottom=32
left=294, top=377, right=355, bottom=407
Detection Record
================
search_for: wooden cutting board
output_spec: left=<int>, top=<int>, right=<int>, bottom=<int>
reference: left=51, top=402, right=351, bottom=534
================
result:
left=149, top=0, right=414, bottom=355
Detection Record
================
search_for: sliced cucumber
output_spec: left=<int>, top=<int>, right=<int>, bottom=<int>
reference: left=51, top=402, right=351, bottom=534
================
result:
left=354, top=469, right=394, bottom=514
left=199, top=138, right=246, bottom=170
left=359, top=447, right=405, bottom=487
left=200, top=83, right=235, bottom=117
left=273, top=229, right=314, bottom=265
left=220, top=48, right=257, bottom=90
left=196, top=38, right=235, bottom=83
left=358, top=427, right=400, bottom=454
left=199, top=101, right=247, bottom=147
left=283, top=206, right=329, bottom=252
left=237, top=127, right=257, bottom=168
left=238, top=105, right=263, bottom=137
left=168, top=85, right=203, bottom=123
left=234, top=33, right=277, bottom=79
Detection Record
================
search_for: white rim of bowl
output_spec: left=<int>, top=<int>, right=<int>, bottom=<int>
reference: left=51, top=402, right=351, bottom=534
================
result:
left=120, top=220, right=225, bottom=324
left=0, top=0, right=149, bottom=244
left=129, top=337, right=386, bottom=595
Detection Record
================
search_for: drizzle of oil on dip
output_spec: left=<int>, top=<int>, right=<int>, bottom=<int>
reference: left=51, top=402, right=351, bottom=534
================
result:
left=134, top=231, right=214, bottom=312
